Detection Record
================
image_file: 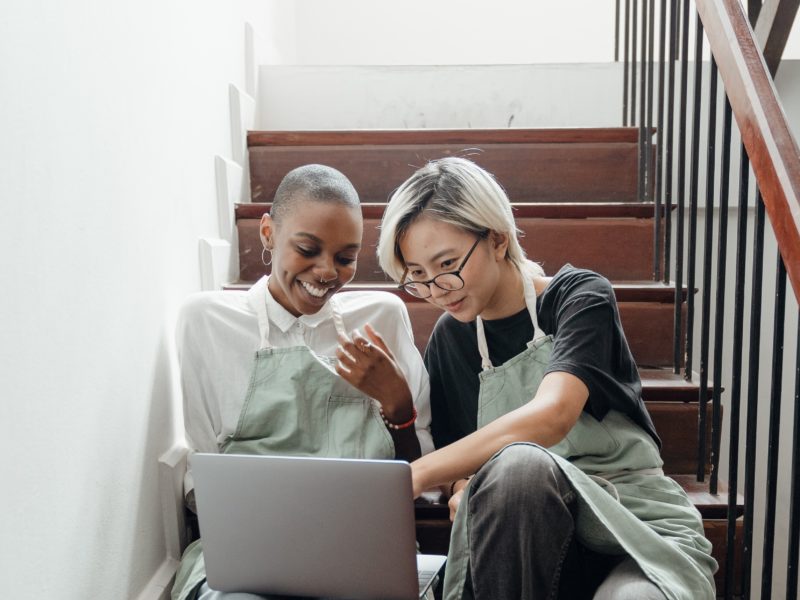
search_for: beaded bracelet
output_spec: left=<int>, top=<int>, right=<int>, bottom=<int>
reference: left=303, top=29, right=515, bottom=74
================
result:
left=379, top=405, right=417, bottom=430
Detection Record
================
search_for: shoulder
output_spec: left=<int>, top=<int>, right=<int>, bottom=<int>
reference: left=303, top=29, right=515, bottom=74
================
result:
left=541, top=266, right=615, bottom=305
left=176, top=290, right=253, bottom=348
left=178, top=290, right=250, bottom=326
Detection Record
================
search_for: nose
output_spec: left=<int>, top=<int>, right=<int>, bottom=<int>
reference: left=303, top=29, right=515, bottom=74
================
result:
left=428, top=283, right=449, bottom=300
left=316, top=255, right=337, bottom=282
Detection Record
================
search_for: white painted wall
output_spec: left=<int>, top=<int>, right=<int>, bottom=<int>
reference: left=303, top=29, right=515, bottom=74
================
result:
left=288, top=0, right=800, bottom=65
left=292, top=0, right=617, bottom=65
left=257, top=64, right=623, bottom=130
left=0, top=2, right=293, bottom=598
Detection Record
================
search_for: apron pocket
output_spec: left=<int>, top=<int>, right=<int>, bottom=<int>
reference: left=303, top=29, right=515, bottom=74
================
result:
left=563, top=413, right=620, bottom=459
left=326, top=396, right=394, bottom=459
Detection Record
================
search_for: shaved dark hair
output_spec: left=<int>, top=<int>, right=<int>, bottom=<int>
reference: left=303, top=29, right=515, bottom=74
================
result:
left=271, top=164, right=360, bottom=224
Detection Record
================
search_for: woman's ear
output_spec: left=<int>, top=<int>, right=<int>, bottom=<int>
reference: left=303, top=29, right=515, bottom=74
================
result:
left=489, top=231, right=509, bottom=261
left=259, top=214, right=274, bottom=249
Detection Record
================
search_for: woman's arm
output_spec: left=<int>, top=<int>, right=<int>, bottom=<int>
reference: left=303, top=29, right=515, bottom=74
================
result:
left=411, top=371, right=588, bottom=496
left=336, top=324, right=421, bottom=461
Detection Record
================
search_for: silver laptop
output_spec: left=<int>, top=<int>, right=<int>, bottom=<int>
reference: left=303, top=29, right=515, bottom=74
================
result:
left=191, top=453, right=447, bottom=599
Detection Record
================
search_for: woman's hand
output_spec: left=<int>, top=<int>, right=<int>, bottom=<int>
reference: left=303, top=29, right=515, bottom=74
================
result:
left=448, top=488, right=466, bottom=522
left=335, top=323, right=414, bottom=422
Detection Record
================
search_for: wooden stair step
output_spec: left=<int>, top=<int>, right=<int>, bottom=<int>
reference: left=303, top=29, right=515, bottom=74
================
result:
left=235, top=201, right=671, bottom=220
left=248, top=128, right=645, bottom=147
left=224, top=281, right=685, bottom=369
left=638, top=368, right=710, bottom=403
left=648, top=402, right=713, bottom=475
left=670, top=475, right=744, bottom=519
left=248, top=128, right=645, bottom=203
left=236, top=202, right=669, bottom=285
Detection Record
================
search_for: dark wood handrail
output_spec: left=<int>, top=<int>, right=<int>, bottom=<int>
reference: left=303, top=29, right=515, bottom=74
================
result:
left=696, top=0, right=800, bottom=302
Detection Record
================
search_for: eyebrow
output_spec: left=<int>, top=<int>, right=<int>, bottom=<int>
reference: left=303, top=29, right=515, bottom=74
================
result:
left=294, top=232, right=361, bottom=250
left=404, top=248, right=459, bottom=267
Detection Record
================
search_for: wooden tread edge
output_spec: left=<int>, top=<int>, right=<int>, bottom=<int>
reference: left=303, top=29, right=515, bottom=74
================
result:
left=235, top=202, right=672, bottom=220
left=247, top=127, right=652, bottom=147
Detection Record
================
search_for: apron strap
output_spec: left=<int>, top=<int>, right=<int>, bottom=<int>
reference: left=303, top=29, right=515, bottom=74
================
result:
left=476, top=263, right=547, bottom=371
left=476, top=318, right=493, bottom=371
left=255, top=281, right=272, bottom=350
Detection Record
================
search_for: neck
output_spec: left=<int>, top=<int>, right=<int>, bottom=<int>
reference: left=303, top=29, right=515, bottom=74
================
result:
left=480, top=261, right=527, bottom=320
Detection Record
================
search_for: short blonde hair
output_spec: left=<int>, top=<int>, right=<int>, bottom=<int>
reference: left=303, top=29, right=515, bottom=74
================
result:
left=377, top=157, right=543, bottom=281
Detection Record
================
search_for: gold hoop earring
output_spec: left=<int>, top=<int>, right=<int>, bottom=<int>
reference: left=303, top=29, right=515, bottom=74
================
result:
left=261, top=248, right=272, bottom=266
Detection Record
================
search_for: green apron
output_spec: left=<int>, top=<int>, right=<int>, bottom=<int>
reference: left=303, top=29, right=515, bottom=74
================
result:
left=442, top=267, right=717, bottom=600
left=172, top=292, right=396, bottom=600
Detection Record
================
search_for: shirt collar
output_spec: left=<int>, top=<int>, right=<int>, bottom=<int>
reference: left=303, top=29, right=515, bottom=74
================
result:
left=247, top=275, right=333, bottom=335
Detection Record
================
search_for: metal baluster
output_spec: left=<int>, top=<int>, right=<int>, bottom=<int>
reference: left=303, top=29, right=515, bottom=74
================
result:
left=632, top=0, right=639, bottom=125
left=616, top=0, right=621, bottom=62
left=645, top=0, right=655, bottom=203
left=654, top=0, right=667, bottom=279
left=663, top=0, right=679, bottom=283
left=638, top=0, right=648, bottom=201
left=760, top=253, right=787, bottom=599
left=624, top=0, right=631, bottom=124
left=696, top=55, right=715, bottom=480
left=653, top=0, right=667, bottom=281
left=749, top=0, right=763, bottom=25
left=786, top=312, right=800, bottom=600
left=710, top=95, right=732, bottom=495
left=686, top=20, right=707, bottom=383
left=742, top=190, right=765, bottom=599
left=725, top=144, right=749, bottom=600
left=672, top=0, right=692, bottom=373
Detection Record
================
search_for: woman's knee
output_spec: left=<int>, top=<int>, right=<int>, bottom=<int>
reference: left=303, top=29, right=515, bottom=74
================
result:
left=472, top=443, right=573, bottom=505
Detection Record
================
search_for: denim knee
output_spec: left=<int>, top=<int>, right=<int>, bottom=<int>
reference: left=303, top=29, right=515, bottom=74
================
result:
left=472, top=443, right=575, bottom=508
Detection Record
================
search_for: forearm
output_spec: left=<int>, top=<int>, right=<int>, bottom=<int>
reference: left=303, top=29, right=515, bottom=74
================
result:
left=391, top=427, right=422, bottom=462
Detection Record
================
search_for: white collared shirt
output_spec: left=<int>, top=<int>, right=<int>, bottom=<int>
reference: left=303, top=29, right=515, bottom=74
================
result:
left=177, top=277, right=433, bottom=469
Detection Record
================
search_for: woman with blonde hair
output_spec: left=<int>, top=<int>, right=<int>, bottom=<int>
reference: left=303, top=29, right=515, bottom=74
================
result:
left=377, top=157, right=716, bottom=600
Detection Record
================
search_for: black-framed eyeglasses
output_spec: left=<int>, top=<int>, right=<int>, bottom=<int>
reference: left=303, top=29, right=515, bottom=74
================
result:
left=398, top=237, right=483, bottom=299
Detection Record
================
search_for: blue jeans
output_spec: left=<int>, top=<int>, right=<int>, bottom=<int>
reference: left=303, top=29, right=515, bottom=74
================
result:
left=462, top=444, right=667, bottom=600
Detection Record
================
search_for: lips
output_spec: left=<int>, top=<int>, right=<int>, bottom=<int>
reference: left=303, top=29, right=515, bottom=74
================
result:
left=442, top=297, right=465, bottom=312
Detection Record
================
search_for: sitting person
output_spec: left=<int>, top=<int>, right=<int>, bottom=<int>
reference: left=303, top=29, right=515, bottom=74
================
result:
left=377, top=157, right=717, bottom=600
left=172, top=164, right=433, bottom=600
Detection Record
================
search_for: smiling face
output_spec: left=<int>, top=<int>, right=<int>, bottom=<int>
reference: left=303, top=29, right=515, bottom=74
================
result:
left=398, top=215, right=516, bottom=322
left=261, top=195, right=362, bottom=316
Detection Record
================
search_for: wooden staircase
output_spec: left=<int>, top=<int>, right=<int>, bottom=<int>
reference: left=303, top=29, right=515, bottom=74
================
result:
left=239, top=127, right=742, bottom=595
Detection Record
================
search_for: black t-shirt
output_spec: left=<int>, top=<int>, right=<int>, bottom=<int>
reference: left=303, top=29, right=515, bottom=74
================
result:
left=423, top=265, right=661, bottom=449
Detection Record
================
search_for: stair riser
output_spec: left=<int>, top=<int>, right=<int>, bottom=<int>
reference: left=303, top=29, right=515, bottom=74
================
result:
left=648, top=402, right=713, bottom=475
left=406, top=300, right=681, bottom=369
left=238, top=217, right=657, bottom=283
left=249, top=143, right=641, bottom=203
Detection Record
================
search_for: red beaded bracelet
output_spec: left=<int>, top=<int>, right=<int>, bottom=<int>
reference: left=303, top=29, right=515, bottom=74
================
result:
left=379, top=405, right=417, bottom=430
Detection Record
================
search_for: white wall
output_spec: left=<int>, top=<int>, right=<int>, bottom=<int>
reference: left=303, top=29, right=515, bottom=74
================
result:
left=257, top=64, right=623, bottom=129
left=292, top=0, right=617, bottom=65
left=0, top=2, right=293, bottom=598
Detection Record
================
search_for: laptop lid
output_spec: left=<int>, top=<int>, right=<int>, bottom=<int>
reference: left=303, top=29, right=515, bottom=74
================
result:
left=191, top=453, right=438, bottom=600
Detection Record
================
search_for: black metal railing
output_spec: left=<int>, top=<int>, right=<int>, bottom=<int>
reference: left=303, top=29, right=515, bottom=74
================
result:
left=617, top=0, right=800, bottom=598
